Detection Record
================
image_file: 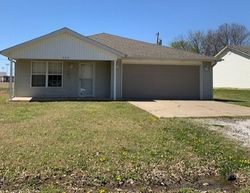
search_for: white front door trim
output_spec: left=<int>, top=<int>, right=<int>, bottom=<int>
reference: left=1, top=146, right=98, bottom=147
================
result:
left=78, top=62, right=95, bottom=97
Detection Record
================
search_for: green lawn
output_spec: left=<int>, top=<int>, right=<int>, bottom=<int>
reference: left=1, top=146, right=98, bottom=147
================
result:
left=0, top=90, right=249, bottom=192
left=214, top=88, right=250, bottom=107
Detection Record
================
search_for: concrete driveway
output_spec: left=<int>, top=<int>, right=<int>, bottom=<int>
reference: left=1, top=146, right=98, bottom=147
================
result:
left=129, top=100, right=250, bottom=118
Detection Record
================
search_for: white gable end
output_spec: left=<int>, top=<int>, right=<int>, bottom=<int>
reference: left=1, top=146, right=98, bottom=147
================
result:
left=214, top=51, right=250, bottom=88
left=6, top=32, right=118, bottom=60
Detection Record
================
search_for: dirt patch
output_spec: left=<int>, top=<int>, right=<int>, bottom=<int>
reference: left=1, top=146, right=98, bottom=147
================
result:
left=0, top=83, right=9, bottom=97
left=0, top=82, right=9, bottom=89
left=197, top=118, right=250, bottom=147
left=0, top=159, right=241, bottom=192
left=0, top=169, right=238, bottom=193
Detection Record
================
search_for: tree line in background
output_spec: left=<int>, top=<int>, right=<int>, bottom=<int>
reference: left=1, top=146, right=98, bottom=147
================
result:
left=170, top=23, right=250, bottom=56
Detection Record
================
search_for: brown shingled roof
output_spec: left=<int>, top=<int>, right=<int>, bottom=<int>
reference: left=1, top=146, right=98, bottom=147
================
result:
left=88, top=33, right=217, bottom=61
left=228, top=45, right=250, bottom=56
left=216, top=45, right=250, bottom=58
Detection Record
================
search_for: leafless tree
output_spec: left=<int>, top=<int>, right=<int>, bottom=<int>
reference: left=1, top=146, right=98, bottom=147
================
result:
left=217, top=23, right=231, bottom=46
left=171, top=23, right=250, bottom=56
left=203, top=30, right=223, bottom=56
left=188, top=31, right=206, bottom=54
left=170, top=38, right=194, bottom=52
left=230, top=23, right=250, bottom=45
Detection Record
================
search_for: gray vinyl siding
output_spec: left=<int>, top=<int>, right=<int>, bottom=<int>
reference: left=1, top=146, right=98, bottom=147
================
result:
left=94, top=61, right=111, bottom=98
left=8, top=32, right=118, bottom=60
left=200, top=63, right=213, bottom=100
left=15, top=59, right=111, bottom=99
left=122, top=64, right=200, bottom=100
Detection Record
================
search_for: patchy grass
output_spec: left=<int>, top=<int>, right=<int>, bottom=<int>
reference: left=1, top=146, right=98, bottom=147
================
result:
left=214, top=88, right=250, bottom=107
left=0, top=82, right=9, bottom=96
left=0, top=91, right=249, bottom=192
left=0, top=82, right=9, bottom=88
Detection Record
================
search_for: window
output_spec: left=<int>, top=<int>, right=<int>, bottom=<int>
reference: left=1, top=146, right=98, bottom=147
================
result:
left=48, top=62, right=63, bottom=87
left=31, top=61, right=63, bottom=87
left=31, top=61, right=46, bottom=87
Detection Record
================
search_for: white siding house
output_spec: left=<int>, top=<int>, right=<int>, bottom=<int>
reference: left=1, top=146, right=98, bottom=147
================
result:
left=0, top=27, right=218, bottom=100
left=214, top=46, right=250, bottom=89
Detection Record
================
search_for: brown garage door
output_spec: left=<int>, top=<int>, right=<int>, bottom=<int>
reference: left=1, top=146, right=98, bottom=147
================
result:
left=122, top=64, right=200, bottom=100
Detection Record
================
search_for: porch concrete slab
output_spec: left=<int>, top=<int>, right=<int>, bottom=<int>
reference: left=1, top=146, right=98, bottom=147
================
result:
left=129, top=100, right=250, bottom=118
left=11, top=97, right=32, bottom=102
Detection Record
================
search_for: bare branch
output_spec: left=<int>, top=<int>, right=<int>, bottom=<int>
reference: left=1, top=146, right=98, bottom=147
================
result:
left=170, top=23, right=250, bottom=56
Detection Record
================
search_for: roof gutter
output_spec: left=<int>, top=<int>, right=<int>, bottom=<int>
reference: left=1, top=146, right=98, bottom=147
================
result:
left=212, top=60, right=220, bottom=67
left=122, top=57, right=220, bottom=62
left=121, top=58, right=220, bottom=66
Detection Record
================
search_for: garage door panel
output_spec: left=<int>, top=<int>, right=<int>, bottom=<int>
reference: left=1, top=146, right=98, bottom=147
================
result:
left=122, top=64, right=200, bottom=99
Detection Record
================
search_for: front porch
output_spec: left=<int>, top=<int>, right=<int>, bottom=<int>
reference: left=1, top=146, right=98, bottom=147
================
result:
left=9, top=59, right=122, bottom=101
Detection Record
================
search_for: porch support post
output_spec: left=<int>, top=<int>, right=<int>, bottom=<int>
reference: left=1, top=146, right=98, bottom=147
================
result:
left=113, top=60, right=117, bottom=100
left=9, top=59, right=13, bottom=99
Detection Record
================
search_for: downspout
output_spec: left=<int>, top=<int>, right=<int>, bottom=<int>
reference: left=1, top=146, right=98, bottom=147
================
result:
left=8, top=58, right=16, bottom=100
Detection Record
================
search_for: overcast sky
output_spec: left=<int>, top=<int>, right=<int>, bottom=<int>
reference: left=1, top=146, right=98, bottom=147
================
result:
left=1, top=0, right=250, bottom=73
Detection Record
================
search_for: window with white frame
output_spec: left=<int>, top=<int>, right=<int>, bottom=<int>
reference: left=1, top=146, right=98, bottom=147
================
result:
left=31, top=61, right=46, bottom=87
left=31, top=61, right=63, bottom=87
left=48, top=62, right=63, bottom=87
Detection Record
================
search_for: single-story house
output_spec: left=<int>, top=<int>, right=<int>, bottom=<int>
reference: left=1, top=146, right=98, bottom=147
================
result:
left=0, top=72, right=14, bottom=82
left=214, top=45, right=250, bottom=89
left=0, top=28, right=218, bottom=100
left=0, top=72, right=7, bottom=82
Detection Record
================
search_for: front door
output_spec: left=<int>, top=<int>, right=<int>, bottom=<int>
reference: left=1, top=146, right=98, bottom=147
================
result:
left=79, top=63, right=94, bottom=97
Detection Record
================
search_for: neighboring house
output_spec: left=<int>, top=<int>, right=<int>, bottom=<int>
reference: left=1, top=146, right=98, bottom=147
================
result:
left=0, top=28, right=218, bottom=100
left=0, top=72, right=6, bottom=82
left=214, top=45, right=250, bottom=89
left=0, top=72, right=14, bottom=82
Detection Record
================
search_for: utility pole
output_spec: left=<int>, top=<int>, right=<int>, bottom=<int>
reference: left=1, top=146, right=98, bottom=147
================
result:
left=156, top=32, right=160, bottom=44
left=156, top=32, right=162, bottom=45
